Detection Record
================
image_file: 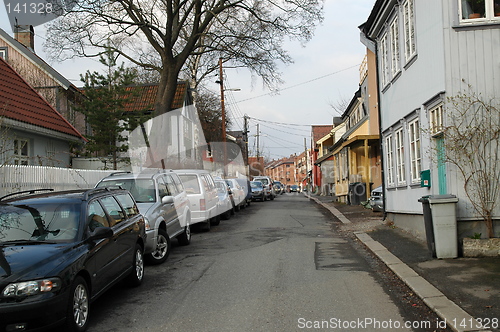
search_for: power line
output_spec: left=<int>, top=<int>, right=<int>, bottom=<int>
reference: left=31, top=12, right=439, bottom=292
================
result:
left=235, top=64, right=360, bottom=104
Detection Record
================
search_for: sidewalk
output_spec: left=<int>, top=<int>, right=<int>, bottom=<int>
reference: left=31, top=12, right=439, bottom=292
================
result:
left=308, top=194, right=500, bottom=332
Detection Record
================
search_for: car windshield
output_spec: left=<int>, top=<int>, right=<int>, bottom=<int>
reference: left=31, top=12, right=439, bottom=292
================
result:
left=255, top=178, right=269, bottom=185
left=97, top=179, right=156, bottom=203
left=178, top=175, right=201, bottom=194
left=0, top=203, right=80, bottom=243
left=251, top=182, right=263, bottom=188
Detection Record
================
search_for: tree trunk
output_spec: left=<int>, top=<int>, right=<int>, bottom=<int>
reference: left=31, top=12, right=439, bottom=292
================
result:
left=486, top=212, right=494, bottom=238
left=155, top=66, right=181, bottom=115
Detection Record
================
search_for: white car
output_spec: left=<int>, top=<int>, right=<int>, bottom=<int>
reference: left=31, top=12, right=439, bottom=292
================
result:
left=174, top=169, right=219, bottom=231
left=225, top=178, right=246, bottom=211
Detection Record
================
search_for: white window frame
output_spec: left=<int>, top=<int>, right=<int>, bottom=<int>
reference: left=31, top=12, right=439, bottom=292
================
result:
left=379, top=33, right=390, bottom=87
left=403, top=0, right=416, bottom=62
left=385, top=135, right=395, bottom=186
left=395, top=128, right=406, bottom=184
left=408, top=119, right=421, bottom=183
left=13, top=139, right=29, bottom=165
left=390, top=17, right=401, bottom=77
left=459, top=0, right=500, bottom=21
left=429, top=103, right=444, bottom=136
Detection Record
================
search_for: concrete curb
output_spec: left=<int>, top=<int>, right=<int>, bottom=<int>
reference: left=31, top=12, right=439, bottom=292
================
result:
left=308, top=195, right=490, bottom=332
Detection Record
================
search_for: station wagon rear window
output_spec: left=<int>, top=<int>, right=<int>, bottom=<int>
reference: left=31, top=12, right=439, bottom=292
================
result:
left=97, top=179, right=156, bottom=203
left=178, top=175, right=201, bottom=194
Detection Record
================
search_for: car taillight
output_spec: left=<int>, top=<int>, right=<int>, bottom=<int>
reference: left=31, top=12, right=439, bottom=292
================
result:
left=200, top=199, right=206, bottom=211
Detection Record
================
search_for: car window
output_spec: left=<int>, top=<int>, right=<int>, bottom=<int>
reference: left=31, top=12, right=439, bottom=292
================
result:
left=200, top=175, right=210, bottom=192
left=87, top=200, right=110, bottom=231
left=100, top=196, right=125, bottom=226
left=179, top=175, right=201, bottom=194
left=98, top=179, right=156, bottom=203
left=164, top=175, right=178, bottom=195
left=215, top=181, right=227, bottom=193
left=0, top=203, right=81, bottom=242
left=115, top=193, right=140, bottom=217
left=157, top=177, right=171, bottom=198
left=172, top=174, right=185, bottom=193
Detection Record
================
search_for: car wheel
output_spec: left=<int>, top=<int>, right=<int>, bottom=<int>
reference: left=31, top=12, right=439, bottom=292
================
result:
left=270, top=195, right=275, bottom=200
left=246, top=200, right=251, bottom=207
left=201, top=219, right=211, bottom=232
left=221, top=209, right=231, bottom=220
left=177, top=224, right=191, bottom=246
left=145, top=228, right=170, bottom=265
left=65, top=276, right=89, bottom=332
left=234, top=203, right=240, bottom=212
left=126, top=244, right=145, bottom=286
left=211, top=215, right=220, bottom=226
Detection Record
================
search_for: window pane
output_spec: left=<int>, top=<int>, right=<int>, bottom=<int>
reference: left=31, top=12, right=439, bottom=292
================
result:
left=115, top=193, right=139, bottom=217
left=100, top=197, right=125, bottom=226
left=88, top=201, right=109, bottom=230
left=462, top=0, right=486, bottom=19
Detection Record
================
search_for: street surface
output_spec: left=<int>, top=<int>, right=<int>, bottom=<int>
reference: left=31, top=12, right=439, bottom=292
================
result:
left=86, top=194, right=448, bottom=332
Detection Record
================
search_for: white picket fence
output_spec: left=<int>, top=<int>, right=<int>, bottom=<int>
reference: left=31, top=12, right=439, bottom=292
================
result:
left=0, top=165, right=116, bottom=198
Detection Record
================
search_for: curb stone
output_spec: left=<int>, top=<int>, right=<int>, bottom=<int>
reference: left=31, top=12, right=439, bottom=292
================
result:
left=307, top=195, right=491, bottom=332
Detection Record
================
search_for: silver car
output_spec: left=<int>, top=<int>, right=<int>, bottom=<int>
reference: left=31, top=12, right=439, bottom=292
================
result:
left=96, top=169, right=191, bottom=265
left=369, top=186, right=384, bottom=212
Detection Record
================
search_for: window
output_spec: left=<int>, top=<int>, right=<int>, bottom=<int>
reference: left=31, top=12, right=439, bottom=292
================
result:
left=408, top=119, right=422, bottom=182
left=395, top=128, right=406, bottom=184
left=0, top=47, right=7, bottom=60
left=380, top=33, right=390, bottom=86
left=429, top=103, right=444, bottom=136
left=115, top=193, right=139, bottom=217
left=87, top=200, right=109, bottom=231
left=164, top=175, right=178, bottom=195
left=13, top=139, right=29, bottom=165
left=100, top=196, right=125, bottom=226
left=390, top=17, right=401, bottom=76
left=403, top=0, right=416, bottom=62
left=460, top=0, right=500, bottom=20
left=385, top=135, right=395, bottom=186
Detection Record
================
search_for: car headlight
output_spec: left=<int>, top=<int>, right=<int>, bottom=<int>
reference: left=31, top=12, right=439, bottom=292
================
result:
left=3, top=278, right=61, bottom=298
left=144, top=217, right=151, bottom=231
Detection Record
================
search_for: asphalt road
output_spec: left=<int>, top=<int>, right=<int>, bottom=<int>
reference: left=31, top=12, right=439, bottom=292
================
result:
left=86, top=193, right=449, bottom=332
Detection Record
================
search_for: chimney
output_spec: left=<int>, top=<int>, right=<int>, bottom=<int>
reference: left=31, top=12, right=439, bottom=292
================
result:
left=14, top=25, right=35, bottom=52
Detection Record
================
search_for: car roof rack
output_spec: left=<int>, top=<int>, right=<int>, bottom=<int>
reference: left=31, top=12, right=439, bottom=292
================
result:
left=83, top=186, right=124, bottom=200
left=0, top=189, right=55, bottom=202
left=108, top=171, right=132, bottom=176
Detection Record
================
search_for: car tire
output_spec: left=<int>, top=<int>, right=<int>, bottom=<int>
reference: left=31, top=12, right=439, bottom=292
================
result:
left=261, top=196, right=265, bottom=202
left=221, top=209, right=231, bottom=220
left=201, top=220, right=211, bottom=232
left=211, top=215, right=220, bottom=226
left=270, top=195, right=275, bottom=201
left=177, top=224, right=191, bottom=246
left=65, top=276, right=90, bottom=332
left=246, top=200, right=251, bottom=207
left=126, top=243, right=145, bottom=287
left=145, top=228, right=170, bottom=265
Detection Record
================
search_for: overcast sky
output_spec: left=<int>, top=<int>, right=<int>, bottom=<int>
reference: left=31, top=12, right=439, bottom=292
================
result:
left=1, top=0, right=375, bottom=160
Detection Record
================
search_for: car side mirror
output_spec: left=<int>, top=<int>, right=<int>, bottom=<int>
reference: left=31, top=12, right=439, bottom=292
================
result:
left=162, top=196, right=175, bottom=204
left=88, top=227, right=113, bottom=241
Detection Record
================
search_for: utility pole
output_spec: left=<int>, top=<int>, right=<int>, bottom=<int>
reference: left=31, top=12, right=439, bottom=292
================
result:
left=256, top=123, right=260, bottom=175
left=218, top=58, right=227, bottom=177
left=304, top=137, right=309, bottom=191
left=243, top=114, right=249, bottom=169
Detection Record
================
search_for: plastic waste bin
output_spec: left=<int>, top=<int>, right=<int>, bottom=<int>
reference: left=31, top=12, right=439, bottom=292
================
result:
left=418, top=195, right=436, bottom=257
left=419, top=195, right=459, bottom=259
left=348, top=182, right=366, bottom=205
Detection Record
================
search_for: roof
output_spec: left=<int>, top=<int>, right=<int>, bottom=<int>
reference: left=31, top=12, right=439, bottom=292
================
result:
left=311, top=125, right=333, bottom=143
left=123, top=82, right=190, bottom=112
left=0, top=57, right=85, bottom=140
left=0, top=28, right=74, bottom=91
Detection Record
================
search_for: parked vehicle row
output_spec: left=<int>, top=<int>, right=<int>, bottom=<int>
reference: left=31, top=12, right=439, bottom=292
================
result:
left=0, top=169, right=279, bottom=332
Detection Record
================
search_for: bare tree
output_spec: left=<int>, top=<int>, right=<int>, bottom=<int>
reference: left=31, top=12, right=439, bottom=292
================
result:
left=44, top=0, right=324, bottom=116
left=441, top=86, right=500, bottom=238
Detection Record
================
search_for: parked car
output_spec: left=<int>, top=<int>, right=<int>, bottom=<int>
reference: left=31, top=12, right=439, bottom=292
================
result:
left=273, top=181, right=284, bottom=195
left=225, top=178, right=246, bottom=211
left=290, top=184, right=300, bottom=192
left=235, top=178, right=252, bottom=207
left=214, top=180, right=233, bottom=220
left=250, top=181, right=265, bottom=201
left=0, top=188, right=146, bottom=332
left=253, top=176, right=276, bottom=200
left=369, top=185, right=384, bottom=212
left=174, top=169, right=219, bottom=231
left=95, top=169, right=191, bottom=265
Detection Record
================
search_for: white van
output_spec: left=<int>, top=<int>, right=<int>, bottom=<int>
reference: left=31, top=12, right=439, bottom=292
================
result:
left=174, top=169, right=219, bottom=231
